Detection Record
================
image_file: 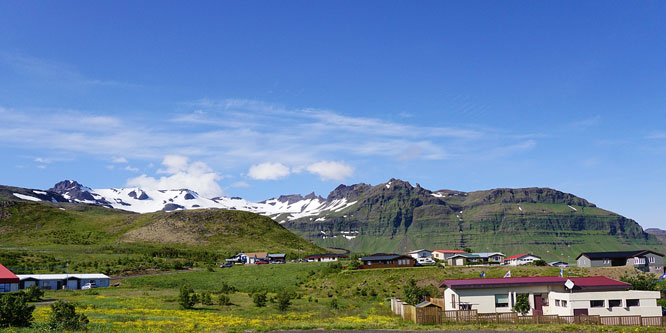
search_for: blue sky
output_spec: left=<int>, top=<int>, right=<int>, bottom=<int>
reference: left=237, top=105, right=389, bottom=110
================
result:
left=1, top=1, right=666, bottom=228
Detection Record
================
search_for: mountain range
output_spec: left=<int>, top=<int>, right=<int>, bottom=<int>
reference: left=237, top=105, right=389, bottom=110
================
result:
left=2, top=179, right=664, bottom=260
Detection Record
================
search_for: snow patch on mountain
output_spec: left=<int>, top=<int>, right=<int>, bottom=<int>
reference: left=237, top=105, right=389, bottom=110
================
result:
left=13, top=193, right=42, bottom=202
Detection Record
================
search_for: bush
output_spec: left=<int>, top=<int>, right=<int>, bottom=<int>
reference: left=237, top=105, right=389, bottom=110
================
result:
left=252, top=292, right=267, bottom=307
left=200, top=292, right=213, bottom=305
left=0, top=292, right=34, bottom=328
left=218, top=294, right=231, bottom=306
left=330, top=298, right=339, bottom=310
left=276, top=291, right=291, bottom=311
left=621, top=271, right=658, bottom=291
left=347, top=259, right=361, bottom=270
left=178, top=284, right=197, bottom=309
left=24, top=285, right=44, bottom=302
left=532, top=259, right=547, bottom=266
left=513, top=294, right=530, bottom=315
left=215, top=282, right=237, bottom=294
left=47, top=301, right=88, bottom=331
left=403, top=279, right=432, bottom=305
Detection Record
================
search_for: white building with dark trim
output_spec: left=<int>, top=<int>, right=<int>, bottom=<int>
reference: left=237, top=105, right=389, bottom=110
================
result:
left=441, top=276, right=661, bottom=317
left=17, top=274, right=110, bottom=290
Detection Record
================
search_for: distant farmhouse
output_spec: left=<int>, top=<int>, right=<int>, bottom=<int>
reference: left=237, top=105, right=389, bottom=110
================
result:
left=432, top=249, right=467, bottom=261
left=504, top=253, right=542, bottom=266
left=304, top=254, right=348, bottom=262
left=406, top=249, right=435, bottom=265
left=17, top=274, right=110, bottom=290
left=359, top=253, right=415, bottom=269
left=448, top=252, right=505, bottom=266
left=576, top=250, right=664, bottom=275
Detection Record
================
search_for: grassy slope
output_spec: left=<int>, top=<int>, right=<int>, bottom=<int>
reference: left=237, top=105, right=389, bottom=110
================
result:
left=19, top=264, right=659, bottom=332
left=0, top=199, right=323, bottom=272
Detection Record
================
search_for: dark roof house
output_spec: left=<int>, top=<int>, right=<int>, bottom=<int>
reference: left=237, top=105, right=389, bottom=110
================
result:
left=359, top=254, right=415, bottom=269
left=576, top=250, right=665, bottom=275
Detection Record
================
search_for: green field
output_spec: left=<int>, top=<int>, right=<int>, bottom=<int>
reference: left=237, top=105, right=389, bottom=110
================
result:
left=8, top=263, right=661, bottom=332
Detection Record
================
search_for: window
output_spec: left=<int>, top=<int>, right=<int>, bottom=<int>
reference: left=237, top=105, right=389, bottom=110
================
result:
left=609, top=300, right=622, bottom=308
left=626, top=299, right=639, bottom=307
left=495, top=294, right=509, bottom=308
left=635, top=257, right=645, bottom=265
left=0, top=283, right=11, bottom=292
left=459, top=303, right=472, bottom=310
left=649, top=257, right=655, bottom=263
left=590, top=300, right=604, bottom=308
left=561, top=300, right=568, bottom=307
left=555, top=300, right=561, bottom=306
left=541, top=294, right=549, bottom=306
left=603, top=259, right=610, bottom=264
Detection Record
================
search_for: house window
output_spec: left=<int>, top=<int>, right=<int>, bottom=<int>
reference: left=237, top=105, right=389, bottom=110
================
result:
left=649, top=257, right=655, bottom=263
left=609, top=300, right=622, bottom=308
left=603, top=259, right=610, bottom=264
left=561, top=300, right=568, bottom=307
left=626, top=299, right=639, bottom=307
left=555, top=300, right=560, bottom=307
left=0, top=283, right=10, bottom=292
left=541, top=294, right=549, bottom=306
left=590, top=300, right=604, bottom=308
left=459, top=303, right=472, bottom=310
left=495, top=294, right=509, bottom=308
left=635, top=258, right=645, bottom=265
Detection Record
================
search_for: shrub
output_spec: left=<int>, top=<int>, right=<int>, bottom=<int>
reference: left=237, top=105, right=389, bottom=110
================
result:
left=253, top=292, right=267, bottom=307
left=532, top=259, right=547, bottom=266
left=218, top=294, right=231, bottom=306
left=330, top=298, right=339, bottom=310
left=215, top=282, right=237, bottom=294
left=0, top=292, right=34, bottom=328
left=621, top=271, right=658, bottom=291
left=24, top=285, right=44, bottom=302
left=276, top=291, right=291, bottom=311
left=47, top=301, right=88, bottom=331
left=178, top=284, right=196, bottom=309
left=513, top=294, right=530, bottom=315
left=200, top=292, right=213, bottom=305
left=403, top=279, right=431, bottom=305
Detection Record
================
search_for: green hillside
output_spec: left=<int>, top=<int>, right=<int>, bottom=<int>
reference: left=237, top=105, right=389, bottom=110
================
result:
left=284, top=179, right=665, bottom=259
left=0, top=199, right=323, bottom=274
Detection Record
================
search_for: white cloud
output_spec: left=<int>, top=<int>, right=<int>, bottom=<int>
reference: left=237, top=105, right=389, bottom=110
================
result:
left=126, top=155, right=223, bottom=197
left=34, top=157, right=51, bottom=164
left=112, top=157, right=128, bottom=163
left=230, top=181, right=250, bottom=188
left=124, top=165, right=139, bottom=172
left=305, top=161, right=354, bottom=181
left=248, top=162, right=291, bottom=180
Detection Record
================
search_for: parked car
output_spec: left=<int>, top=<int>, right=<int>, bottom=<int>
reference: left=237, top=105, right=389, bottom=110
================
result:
left=81, top=282, right=96, bottom=290
left=220, top=262, right=233, bottom=268
left=256, top=260, right=269, bottom=264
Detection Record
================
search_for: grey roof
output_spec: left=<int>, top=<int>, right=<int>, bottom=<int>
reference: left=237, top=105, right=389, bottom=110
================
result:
left=268, top=254, right=286, bottom=258
left=473, top=252, right=505, bottom=258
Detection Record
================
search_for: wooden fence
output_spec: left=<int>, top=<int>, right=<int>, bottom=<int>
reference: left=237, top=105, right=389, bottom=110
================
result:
left=390, top=298, right=666, bottom=327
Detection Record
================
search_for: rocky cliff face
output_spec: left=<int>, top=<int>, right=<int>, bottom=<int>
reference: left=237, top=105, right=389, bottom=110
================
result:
left=283, top=179, right=656, bottom=257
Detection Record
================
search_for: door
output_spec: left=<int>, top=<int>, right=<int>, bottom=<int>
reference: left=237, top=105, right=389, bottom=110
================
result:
left=456, top=258, right=464, bottom=266
left=67, top=279, right=78, bottom=290
left=573, top=308, right=588, bottom=316
left=533, top=295, right=543, bottom=316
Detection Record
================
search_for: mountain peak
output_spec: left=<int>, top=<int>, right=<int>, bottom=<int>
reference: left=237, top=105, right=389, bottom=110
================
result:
left=49, top=180, right=96, bottom=202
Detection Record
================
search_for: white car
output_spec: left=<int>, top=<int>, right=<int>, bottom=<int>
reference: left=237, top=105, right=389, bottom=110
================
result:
left=81, top=282, right=96, bottom=290
left=417, top=257, right=436, bottom=265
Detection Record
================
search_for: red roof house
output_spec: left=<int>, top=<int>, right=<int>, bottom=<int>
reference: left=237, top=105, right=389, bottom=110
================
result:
left=0, top=264, right=19, bottom=284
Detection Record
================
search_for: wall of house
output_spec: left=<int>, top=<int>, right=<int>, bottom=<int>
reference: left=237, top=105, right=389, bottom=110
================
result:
left=548, top=290, right=661, bottom=317
left=445, top=285, right=564, bottom=314
left=0, top=283, right=18, bottom=292
left=577, top=256, right=611, bottom=268
left=360, top=258, right=415, bottom=269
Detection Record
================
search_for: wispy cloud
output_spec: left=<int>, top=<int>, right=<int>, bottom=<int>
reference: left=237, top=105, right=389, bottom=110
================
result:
left=0, top=99, right=537, bottom=182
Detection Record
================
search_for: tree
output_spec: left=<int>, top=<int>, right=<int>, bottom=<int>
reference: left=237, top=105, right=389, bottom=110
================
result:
left=179, top=284, right=197, bottom=309
left=347, top=259, right=361, bottom=270
left=513, top=294, right=530, bottom=315
left=276, top=291, right=291, bottom=311
left=218, top=294, right=231, bottom=306
left=24, top=285, right=44, bottom=302
left=47, top=301, right=89, bottom=331
left=403, top=279, right=429, bottom=305
left=252, top=292, right=267, bottom=307
left=621, top=271, right=658, bottom=291
left=200, top=292, right=213, bottom=305
left=0, top=292, right=34, bottom=328
left=463, top=248, right=472, bottom=253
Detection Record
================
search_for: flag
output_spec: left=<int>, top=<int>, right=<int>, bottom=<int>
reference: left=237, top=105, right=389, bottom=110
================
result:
left=660, top=272, right=666, bottom=280
left=480, top=271, right=485, bottom=278
left=559, top=267, right=564, bottom=278
left=503, top=271, right=511, bottom=278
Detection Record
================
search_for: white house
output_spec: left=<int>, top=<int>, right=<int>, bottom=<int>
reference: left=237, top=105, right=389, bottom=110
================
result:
left=17, top=274, right=110, bottom=290
left=406, top=249, right=432, bottom=260
left=441, top=276, right=661, bottom=317
left=504, top=253, right=542, bottom=266
left=432, top=250, right=468, bottom=261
